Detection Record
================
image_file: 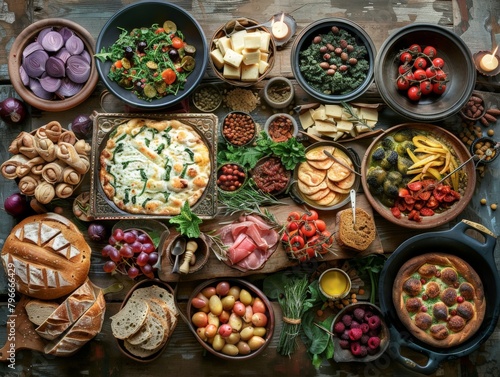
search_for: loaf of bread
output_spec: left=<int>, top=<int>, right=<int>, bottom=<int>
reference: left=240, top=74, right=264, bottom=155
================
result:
left=1, top=213, right=91, bottom=299
left=44, top=290, right=106, bottom=356
left=25, top=299, right=59, bottom=326
left=35, top=278, right=97, bottom=340
left=334, top=208, right=376, bottom=251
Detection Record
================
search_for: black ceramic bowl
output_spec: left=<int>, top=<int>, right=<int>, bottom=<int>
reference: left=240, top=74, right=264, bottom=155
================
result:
left=291, top=18, right=376, bottom=103
left=95, top=1, right=208, bottom=110
left=375, top=23, right=476, bottom=122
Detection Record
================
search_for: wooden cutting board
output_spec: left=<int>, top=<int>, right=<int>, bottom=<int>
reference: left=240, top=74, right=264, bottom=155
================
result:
left=158, top=194, right=382, bottom=282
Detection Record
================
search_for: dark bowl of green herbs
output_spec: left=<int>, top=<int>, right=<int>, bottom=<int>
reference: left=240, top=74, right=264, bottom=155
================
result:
left=291, top=18, right=376, bottom=103
left=95, top=1, right=208, bottom=110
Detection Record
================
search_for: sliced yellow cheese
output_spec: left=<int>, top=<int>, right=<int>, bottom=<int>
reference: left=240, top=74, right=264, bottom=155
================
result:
left=210, top=48, right=225, bottom=70
left=258, top=60, right=269, bottom=75
left=244, top=32, right=261, bottom=50
left=311, top=105, right=327, bottom=121
left=230, top=30, right=247, bottom=53
left=223, top=48, right=243, bottom=68
left=260, top=52, right=269, bottom=62
left=223, top=64, right=241, bottom=79
left=314, top=120, right=337, bottom=132
left=299, top=111, right=315, bottom=129
left=241, top=63, right=259, bottom=81
left=242, top=48, right=261, bottom=65
left=366, top=120, right=377, bottom=128
left=325, top=104, right=343, bottom=118
left=306, top=126, right=322, bottom=137
left=259, top=31, right=271, bottom=52
left=359, top=108, right=379, bottom=121
left=217, top=36, right=231, bottom=57
left=336, top=120, right=354, bottom=132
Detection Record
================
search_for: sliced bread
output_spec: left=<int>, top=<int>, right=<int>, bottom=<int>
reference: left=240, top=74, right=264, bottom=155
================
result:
left=127, top=322, right=151, bottom=345
left=111, top=299, right=149, bottom=340
left=138, top=312, right=166, bottom=351
left=146, top=298, right=171, bottom=337
left=123, top=338, right=159, bottom=359
left=335, top=208, right=376, bottom=251
left=25, top=299, right=59, bottom=326
left=129, top=285, right=178, bottom=317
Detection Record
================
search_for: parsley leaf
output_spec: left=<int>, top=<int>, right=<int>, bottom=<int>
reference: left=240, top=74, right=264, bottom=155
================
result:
left=169, top=201, right=202, bottom=238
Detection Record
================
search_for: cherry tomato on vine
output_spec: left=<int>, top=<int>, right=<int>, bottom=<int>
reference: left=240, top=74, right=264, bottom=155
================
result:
left=287, top=221, right=299, bottom=232
left=404, top=71, right=415, bottom=81
left=432, top=82, right=447, bottom=95
left=420, top=80, right=433, bottom=95
left=408, top=43, right=422, bottom=53
left=425, top=67, right=437, bottom=79
left=434, top=69, right=447, bottom=81
left=287, top=211, right=301, bottom=221
left=400, top=52, right=412, bottom=63
left=305, top=247, right=316, bottom=259
left=281, top=233, right=289, bottom=243
left=407, top=86, right=422, bottom=101
left=290, top=235, right=305, bottom=249
left=398, top=64, right=411, bottom=74
left=413, top=57, right=427, bottom=69
left=423, top=46, right=437, bottom=58
left=413, top=69, right=427, bottom=80
left=397, top=77, right=410, bottom=91
left=300, top=222, right=317, bottom=238
left=314, top=219, right=327, bottom=232
left=302, top=209, right=319, bottom=221
left=432, top=57, right=445, bottom=68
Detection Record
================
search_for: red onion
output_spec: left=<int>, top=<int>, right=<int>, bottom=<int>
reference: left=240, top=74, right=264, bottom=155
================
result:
left=4, top=192, right=30, bottom=217
left=45, top=56, right=65, bottom=77
left=65, top=34, right=84, bottom=55
left=88, top=222, right=107, bottom=242
left=58, top=27, right=74, bottom=42
left=0, top=97, right=27, bottom=125
left=39, top=75, right=62, bottom=92
left=71, top=113, right=93, bottom=138
left=23, top=49, right=49, bottom=78
left=29, top=78, right=53, bottom=99
left=19, top=66, right=30, bottom=86
left=41, top=31, right=64, bottom=51
left=66, top=55, right=90, bottom=83
left=56, top=77, right=83, bottom=98
left=22, top=41, right=43, bottom=59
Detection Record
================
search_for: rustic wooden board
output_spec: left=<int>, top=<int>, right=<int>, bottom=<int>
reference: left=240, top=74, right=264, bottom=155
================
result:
left=158, top=194, right=383, bottom=282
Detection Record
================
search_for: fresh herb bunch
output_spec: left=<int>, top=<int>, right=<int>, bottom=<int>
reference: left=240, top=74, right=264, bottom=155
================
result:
left=350, top=254, right=387, bottom=304
left=95, top=22, right=195, bottom=101
left=218, top=131, right=305, bottom=171
left=263, top=272, right=318, bottom=357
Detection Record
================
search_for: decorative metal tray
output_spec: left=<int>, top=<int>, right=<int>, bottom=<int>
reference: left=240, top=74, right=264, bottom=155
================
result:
left=89, top=112, right=219, bottom=220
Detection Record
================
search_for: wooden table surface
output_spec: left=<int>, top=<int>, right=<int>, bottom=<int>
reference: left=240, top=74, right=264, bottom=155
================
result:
left=1, top=1, right=499, bottom=376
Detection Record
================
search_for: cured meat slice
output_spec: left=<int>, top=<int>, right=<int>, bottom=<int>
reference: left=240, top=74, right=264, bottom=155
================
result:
left=227, top=233, right=256, bottom=264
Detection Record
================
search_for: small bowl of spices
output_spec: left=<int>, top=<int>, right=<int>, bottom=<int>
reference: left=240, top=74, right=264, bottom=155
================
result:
left=263, top=77, right=294, bottom=109
left=221, top=111, right=257, bottom=147
left=251, top=156, right=291, bottom=196
left=264, top=113, right=298, bottom=143
left=192, top=83, right=222, bottom=112
left=459, top=92, right=486, bottom=121
left=471, top=137, right=499, bottom=164
left=217, top=163, right=248, bottom=193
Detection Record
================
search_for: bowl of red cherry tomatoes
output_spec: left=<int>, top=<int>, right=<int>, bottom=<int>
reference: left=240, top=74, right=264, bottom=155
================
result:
left=374, top=23, right=476, bottom=122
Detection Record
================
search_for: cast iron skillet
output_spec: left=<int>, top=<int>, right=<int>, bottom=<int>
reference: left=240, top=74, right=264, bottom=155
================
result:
left=378, top=220, right=499, bottom=375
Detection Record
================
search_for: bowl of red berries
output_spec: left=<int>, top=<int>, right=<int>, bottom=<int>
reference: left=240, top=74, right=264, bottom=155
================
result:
left=374, top=23, right=476, bottom=122
left=331, top=302, right=390, bottom=362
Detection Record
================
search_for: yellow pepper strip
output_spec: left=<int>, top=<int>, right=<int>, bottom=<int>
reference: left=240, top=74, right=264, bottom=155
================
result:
left=413, top=135, right=443, bottom=148
left=408, top=154, right=440, bottom=170
left=409, top=173, right=423, bottom=183
left=449, top=159, right=459, bottom=191
left=426, top=167, right=442, bottom=181
left=413, top=146, right=449, bottom=154
left=439, top=152, right=452, bottom=175
left=407, top=148, right=420, bottom=163
left=422, top=159, right=445, bottom=174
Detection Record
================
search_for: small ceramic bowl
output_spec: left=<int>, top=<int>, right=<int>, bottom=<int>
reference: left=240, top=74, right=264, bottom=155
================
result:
left=165, top=233, right=209, bottom=274
left=251, top=156, right=291, bottom=196
left=264, top=113, right=298, bottom=142
left=217, top=162, right=248, bottom=194
left=473, top=51, right=500, bottom=77
left=331, top=302, right=390, bottom=362
left=8, top=18, right=98, bottom=112
left=318, top=268, right=352, bottom=300
left=263, top=77, right=295, bottom=109
left=191, top=83, right=223, bottom=112
left=186, top=278, right=275, bottom=360
left=471, top=136, right=499, bottom=164
left=221, top=111, right=257, bottom=147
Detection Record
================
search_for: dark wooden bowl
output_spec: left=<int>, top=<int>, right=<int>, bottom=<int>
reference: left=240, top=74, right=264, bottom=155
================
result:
left=165, top=232, right=209, bottom=274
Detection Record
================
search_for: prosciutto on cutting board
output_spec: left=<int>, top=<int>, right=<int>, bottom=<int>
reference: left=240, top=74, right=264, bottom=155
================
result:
left=217, top=214, right=279, bottom=271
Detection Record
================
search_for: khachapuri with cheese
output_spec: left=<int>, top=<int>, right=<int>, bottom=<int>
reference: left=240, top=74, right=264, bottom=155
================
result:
left=99, top=118, right=211, bottom=215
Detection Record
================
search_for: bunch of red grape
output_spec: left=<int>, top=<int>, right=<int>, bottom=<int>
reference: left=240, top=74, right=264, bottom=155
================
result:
left=395, top=44, right=448, bottom=101
left=102, top=228, right=158, bottom=279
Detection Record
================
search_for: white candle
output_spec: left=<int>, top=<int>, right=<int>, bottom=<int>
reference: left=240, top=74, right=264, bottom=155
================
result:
left=271, top=14, right=289, bottom=40
left=479, top=53, right=499, bottom=72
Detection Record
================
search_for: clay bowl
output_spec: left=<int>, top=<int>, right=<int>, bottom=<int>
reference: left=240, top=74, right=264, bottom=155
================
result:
left=361, top=123, right=476, bottom=229
left=165, top=233, right=209, bottom=274
left=331, top=302, right=390, bottom=362
left=250, top=156, right=292, bottom=196
left=375, top=23, right=476, bottom=122
left=186, top=278, right=275, bottom=360
left=115, top=279, right=177, bottom=362
left=8, top=18, right=98, bottom=112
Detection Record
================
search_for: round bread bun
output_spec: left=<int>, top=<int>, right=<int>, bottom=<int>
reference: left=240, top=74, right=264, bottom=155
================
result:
left=334, top=208, right=376, bottom=251
left=1, top=213, right=91, bottom=299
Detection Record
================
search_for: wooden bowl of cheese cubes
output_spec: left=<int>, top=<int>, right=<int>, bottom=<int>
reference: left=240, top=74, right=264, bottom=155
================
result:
left=209, top=18, right=275, bottom=86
